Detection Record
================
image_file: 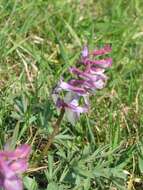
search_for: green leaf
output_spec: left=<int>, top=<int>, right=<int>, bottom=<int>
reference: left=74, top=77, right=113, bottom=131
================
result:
left=139, top=156, right=143, bottom=173
left=24, top=176, right=38, bottom=190
left=64, top=20, right=81, bottom=47
left=10, top=122, right=20, bottom=150
left=46, top=182, right=59, bottom=190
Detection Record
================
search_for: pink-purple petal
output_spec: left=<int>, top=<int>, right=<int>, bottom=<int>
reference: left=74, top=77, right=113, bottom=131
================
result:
left=59, top=80, right=87, bottom=95
left=82, top=58, right=112, bottom=68
left=0, top=144, right=31, bottom=190
left=4, top=176, right=23, bottom=190
left=66, top=102, right=88, bottom=113
left=70, top=67, right=98, bottom=81
left=0, top=160, right=15, bottom=179
left=82, top=46, right=88, bottom=58
left=14, top=144, right=31, bottom=159
left=92, top=58, right=112, bottom=68
left=92, top=45, right=112, bottom=56
left=10, top=160, right=28, bottom=174
left=0, top=178, right=3, bottom=186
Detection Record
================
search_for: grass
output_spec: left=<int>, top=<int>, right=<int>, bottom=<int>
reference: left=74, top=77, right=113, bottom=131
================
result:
left=0, top=0, right=143, bottom=189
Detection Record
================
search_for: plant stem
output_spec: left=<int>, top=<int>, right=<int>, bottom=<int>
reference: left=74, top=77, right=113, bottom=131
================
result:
left=43, top=108, right=65, bottom=156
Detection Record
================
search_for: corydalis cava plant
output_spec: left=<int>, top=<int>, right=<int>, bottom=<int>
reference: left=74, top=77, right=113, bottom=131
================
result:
left=0, top=144, right=31, bottom=190
left=53, top=45, right=112, bottom=124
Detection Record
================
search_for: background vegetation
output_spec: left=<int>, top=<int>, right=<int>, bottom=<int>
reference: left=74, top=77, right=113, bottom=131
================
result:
left=0, top=0, right=143, bottom=189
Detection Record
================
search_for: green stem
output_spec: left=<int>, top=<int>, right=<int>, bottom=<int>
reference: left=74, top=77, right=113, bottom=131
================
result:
left=43, top=108, right=65, bottom=156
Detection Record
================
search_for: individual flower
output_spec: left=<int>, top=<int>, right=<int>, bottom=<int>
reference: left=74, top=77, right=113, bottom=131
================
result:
left=53, top=45, right=112, bottom=124
left=0, top=144, right=31, bottom=190
left=91, top=45, right=111, bottom=56
left=82, top=46, right=89, bottom=58
left=56, top=92, right=89, bottom=125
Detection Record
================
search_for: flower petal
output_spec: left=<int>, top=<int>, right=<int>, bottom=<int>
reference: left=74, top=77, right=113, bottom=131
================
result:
left=10, top=159, right=28, bottom=174
left=59, top=80, right=87, bottom=95
left=87, top=67, right=105, bottom=75
left=66, top=99, right=88, bottom=113
left=83, top=58, right=112, bottom=68
left=0, top=175, right=4, bottom=187
left=0, top=160, right=15, bottom=179
left=92, top=45, right=112, bottom=56
left=82, top=46, right=88, bottom=58
left=92, top=58, right=112, bottom=68
left=93, top=79, right=105, bottom=89
left=70, top=67, right=98, bottom=81
left=4, top=176, right=23, bottom=190
left=56, top=93, right=88, bottom=113
left=0, top=144, right=30, bottom=190
left=14, top=144, right=31, bottom=159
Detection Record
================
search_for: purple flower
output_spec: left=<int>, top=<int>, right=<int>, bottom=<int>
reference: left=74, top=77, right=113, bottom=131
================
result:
left=56, top=95, right=88, bottom=113
left=56, top=92, right=89, bottom=124
left=59, top=80, right=87, bottom=95
left=53, top=44, right=112, bottom=124
left=83, top=58, right=112, bottom=68
left=0, top=144, right=31, bottom=190
left=91, top=45, right=112, bottom=56
left=82, top=46, right=89, bottom=58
